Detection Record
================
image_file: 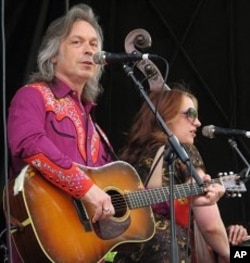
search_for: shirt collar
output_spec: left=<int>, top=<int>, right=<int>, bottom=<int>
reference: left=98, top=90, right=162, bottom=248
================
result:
left=49, top=77, right=97, bottom=112
left=49, top=78, right=72, bottom=99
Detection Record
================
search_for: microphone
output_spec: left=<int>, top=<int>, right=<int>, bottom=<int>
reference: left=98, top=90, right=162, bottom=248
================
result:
left=202, top=125, right=250, bottom=138
left=93, top=51, right=159, bottom=65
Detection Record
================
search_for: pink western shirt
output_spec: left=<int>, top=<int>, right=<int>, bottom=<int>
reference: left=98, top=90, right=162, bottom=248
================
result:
left=7, top=78, right=114, bottom=198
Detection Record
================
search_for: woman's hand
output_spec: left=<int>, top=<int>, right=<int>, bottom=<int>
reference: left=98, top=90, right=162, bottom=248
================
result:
left=192, top=173, right=225, bottom=206
left=227, top=224, right=249, bottom=245
left=193, top=183, right=225, bottom=206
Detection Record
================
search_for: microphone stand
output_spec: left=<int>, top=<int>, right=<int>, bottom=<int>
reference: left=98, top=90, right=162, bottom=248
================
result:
left=228, top=138, right=250, bottom=181
left=123, top=64, right=204, bottom=262
left=228, top=138, right=250, bottom=168
left=164, top=147, right=179, bottom=262
left=227, top=138, right=250, bottom=225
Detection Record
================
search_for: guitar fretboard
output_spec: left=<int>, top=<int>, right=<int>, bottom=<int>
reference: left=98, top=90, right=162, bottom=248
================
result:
left=125, top=178, right=221, bottom=209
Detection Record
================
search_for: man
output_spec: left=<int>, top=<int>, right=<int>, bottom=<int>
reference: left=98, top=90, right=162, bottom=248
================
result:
left=7, top=4, right=115, bottom=262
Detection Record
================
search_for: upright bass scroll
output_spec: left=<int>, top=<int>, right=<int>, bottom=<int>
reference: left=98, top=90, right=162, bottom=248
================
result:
left=124, top=28, right=170, bottom=91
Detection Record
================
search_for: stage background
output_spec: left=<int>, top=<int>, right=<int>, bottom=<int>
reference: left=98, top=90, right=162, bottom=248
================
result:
left=1, top=0, right=250, bottom=260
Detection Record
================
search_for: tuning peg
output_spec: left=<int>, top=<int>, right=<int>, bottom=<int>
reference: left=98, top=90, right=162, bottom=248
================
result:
left=218, top=171, right=236, bottom=177
left=227, top=192, right=242, bottom=198
left=231, top=193, right=237, bottom=198
left=218, top=172, right=228, bottom=177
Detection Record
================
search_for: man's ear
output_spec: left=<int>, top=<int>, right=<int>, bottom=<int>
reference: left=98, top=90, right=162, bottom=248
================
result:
left=51, top=56, right=57, bottom=64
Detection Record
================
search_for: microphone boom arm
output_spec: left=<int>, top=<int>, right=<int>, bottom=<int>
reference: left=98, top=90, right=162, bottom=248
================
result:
left=228, top=138, right=250, bottom=167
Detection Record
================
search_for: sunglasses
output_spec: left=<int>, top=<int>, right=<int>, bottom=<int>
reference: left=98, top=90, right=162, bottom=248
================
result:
left=181, top=107, right=198, bottom=123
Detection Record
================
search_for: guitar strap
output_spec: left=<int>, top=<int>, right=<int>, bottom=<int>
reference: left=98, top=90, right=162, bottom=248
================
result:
left=94, top=123, right=119, bottom=161
left=144, top=145, right=165, bottom=187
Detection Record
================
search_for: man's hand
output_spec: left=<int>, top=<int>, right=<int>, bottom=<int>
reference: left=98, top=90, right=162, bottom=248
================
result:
left=80, top=184, right=115, bottom=223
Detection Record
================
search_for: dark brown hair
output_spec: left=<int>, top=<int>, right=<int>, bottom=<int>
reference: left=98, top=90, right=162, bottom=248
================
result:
left=120, top=83, right=198, bottom=165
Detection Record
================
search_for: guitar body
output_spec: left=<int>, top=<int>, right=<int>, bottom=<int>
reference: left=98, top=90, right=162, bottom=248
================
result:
left=4, top=161, right=155, bottom=263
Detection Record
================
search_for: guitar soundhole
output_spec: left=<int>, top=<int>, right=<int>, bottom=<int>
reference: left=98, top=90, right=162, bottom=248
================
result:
left=107, top=189, right=127, bottom=218
left=92, top=190, right=131, bottom=240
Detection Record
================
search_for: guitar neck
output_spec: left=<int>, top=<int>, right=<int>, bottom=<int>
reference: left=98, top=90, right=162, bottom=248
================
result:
left=125, top=178, right=221, bottom=209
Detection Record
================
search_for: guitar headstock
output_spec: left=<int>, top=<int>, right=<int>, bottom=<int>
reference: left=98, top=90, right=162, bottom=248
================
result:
left=217, top=172, right=247, bottom=198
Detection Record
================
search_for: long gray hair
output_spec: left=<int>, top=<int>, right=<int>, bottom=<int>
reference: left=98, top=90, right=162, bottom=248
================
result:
left=29, top=4, right=104, bottom=102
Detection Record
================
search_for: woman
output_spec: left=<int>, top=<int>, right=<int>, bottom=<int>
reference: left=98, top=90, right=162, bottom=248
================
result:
left=118, top=83, right=230, bottom=263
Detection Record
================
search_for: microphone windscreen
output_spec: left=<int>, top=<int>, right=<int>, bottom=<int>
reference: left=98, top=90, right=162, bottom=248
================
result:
left=93, top=52, right=105, bottom=64
left=202, top=125, right=215, bottom=138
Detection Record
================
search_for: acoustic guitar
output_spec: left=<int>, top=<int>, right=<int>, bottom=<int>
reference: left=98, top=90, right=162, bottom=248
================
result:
left=3, top=161, right=246, bottom=263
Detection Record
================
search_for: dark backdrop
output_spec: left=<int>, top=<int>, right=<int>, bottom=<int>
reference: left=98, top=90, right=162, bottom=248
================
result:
left=1, top=0, right=250, bottom=259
